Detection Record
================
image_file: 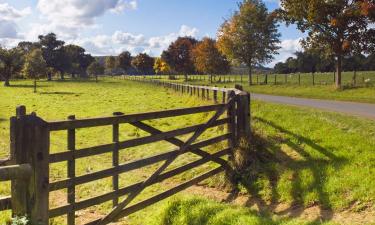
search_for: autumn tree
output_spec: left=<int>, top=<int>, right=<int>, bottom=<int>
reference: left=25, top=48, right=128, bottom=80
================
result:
left=117, top=51, right=132, bottom=73
left=218, top=0, right=280, bottom=85
left=0, top=47, right=24, bottom=86
left=193, top=38, right=230, bottom=83
left=280, top=0, right=375, bottom=88
left=153, top=58, right=170, bottom=75
left=131, top=53, right=155, bottom=75
left=87, top=61, right=104, bottom=82
left=22, top=49, right=47, bottom=93
left=161, top=37, right=198, bottom=81
left=105, top=56, right=117, bottom=75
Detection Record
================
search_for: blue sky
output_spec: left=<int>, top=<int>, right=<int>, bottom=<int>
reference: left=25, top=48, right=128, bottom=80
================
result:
left=0, top=0, right=304, bottom=66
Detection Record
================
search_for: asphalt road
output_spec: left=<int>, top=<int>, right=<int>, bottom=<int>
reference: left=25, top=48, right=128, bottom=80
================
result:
left=251, top=93, right=375, bottom=120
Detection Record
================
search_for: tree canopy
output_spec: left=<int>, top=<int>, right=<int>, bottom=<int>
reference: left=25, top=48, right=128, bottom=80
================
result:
left=22, top=48, right=47, bottom=92
left=279, top=0, right=375, bottom=87
left=218, top=0, right=280, bottom=85
left=161, top=37, right=198, bottom=80
left=153, top=58, right=170, bottom=75
left=117, top=51, right=132, bottom=72
left=0, top=47, right=24, bottom=86
left=132, top=53, right=155, bottom=75
left=193, top=38, right=230, bottom=82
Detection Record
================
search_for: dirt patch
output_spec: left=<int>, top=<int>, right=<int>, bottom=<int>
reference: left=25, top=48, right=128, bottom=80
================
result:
left=184, top=185, right=375, bottom=225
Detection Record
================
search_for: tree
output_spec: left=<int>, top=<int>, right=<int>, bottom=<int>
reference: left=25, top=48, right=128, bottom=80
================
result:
left=153, top=58, right=170, bottom=75
left=131, top=53, right=155, bottom=75
left=87, top=61, right=104, bottom=82
left=17, top=41, right=41, bottom=54
left=105, top=56, right=117, bottom=75
left=38, top=33, right=66, bottom=80
left=280, top=0, right=375, bottom=88
left=22, top=49, right=47, bottom=93
left=192, top=38, right=230, bottom=83
left=64, top=44, right=94, bottom=78
left=161, top=37, right=198, bottom=81
left=274, top=62, right=290, bottom=74
left=117, top=51, right=132, bottom=73
left=218, top=0, right=280, bottom=85
left=0, top=47, right=23, bottom=86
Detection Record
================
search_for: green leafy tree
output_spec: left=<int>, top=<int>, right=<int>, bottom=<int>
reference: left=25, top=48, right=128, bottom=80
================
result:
left=38, top=33, right=66, bottom=80
left=193, top=38, right=230, bottom=83
left=153, top=57, right=170, bottom=75
left=131, top=53, right=155, bottom=75
left=117, top=51, right=132, bottom=73
left=280, top=0, right=375, bottom=88
left=0, top=47, right=24, bottom=86
left=64, top=44, right=94, bottom=78
left=22, top=48, right=47, bottom=93
left=218, top=0, right=280, bottom=85
left=105, top=56, right=117, bottom=75
left=161, top=37, right=198, bottom=81
left=87, top=61, right=105, bottom=82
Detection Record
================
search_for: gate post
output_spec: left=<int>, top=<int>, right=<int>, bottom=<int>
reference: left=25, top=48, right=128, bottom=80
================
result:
left=11, top=106, right=50, bottom=224
left=233, top=85, right=251, bottom=142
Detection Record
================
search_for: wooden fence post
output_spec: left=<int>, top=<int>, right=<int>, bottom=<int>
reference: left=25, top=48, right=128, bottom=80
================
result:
left=213, top=87, right=218, bottom=103
left=11, top=106, right=50, bottom=224
left=67, top=115, right=76, bottom=225
left=113, top=112, right=123, bottom=207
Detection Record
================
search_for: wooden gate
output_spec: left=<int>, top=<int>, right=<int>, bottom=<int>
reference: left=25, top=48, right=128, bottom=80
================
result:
left=0, top=87, right=250, bottom=225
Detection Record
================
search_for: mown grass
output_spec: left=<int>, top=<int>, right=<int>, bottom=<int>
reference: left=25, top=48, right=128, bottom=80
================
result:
left=149, top=71, right=375, bottom=103
left=136, top=196, right=336, bottom=225
left=246, top=100, right=375, bottom=211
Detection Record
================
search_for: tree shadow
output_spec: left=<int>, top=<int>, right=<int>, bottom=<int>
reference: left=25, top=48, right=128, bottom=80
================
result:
left=39, top=91, right=80, bottom=95
left=0, top=118, right=7, bottom=122
left=7, top=84, right=49, bottom=88
left=228, top=117, right=348, bottom=223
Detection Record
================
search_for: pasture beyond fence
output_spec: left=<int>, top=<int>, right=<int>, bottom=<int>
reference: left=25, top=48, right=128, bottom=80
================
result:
left=0, top=80, right=250, bottom=225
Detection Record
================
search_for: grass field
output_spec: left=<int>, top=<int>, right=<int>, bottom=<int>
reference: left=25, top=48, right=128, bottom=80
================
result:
left=0, top=79, right=374, bottom=224
left=147, top=71, right=375, bottom=103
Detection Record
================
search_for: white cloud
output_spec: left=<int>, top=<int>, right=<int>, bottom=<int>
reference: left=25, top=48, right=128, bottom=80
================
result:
left=268, top=38, right=302, bottom=67
left=112, top=31, right=145, bottom=45
left=0, top=3, right=31, bottom=21
left=0, top=3, right=31, bottom=40
left=179, top=25, right=199, bottom=37
left=71, top=25, right=200, bottom=56
left=31, top=0, right=138, bottom=40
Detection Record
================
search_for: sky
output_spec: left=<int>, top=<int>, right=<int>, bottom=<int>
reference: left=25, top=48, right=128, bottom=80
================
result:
left=0, top=0, right=305, bottom=67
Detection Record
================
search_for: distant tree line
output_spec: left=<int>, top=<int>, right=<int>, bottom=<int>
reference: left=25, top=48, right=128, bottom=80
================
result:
left=0, top=33, right=95, bottom=90
left=1, top=0, right=374, bottom=90
left=274, top=52, right=375, bottom=75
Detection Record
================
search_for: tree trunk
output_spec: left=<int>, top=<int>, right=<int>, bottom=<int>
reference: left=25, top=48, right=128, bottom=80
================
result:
left=248, top=66, right=252, bottom=86
left=184, top=74, right=188, bottom=82
left=47, top=72, right=52, bottom=81
left=4, top=79, right=10, bottom=86
left=335, top=54, right=342, bottom=88
left=34, top=78, right=37, bottom=93
left=60, top=72, right=65, bottom=80
left=352, top=70, right=357, bottom=86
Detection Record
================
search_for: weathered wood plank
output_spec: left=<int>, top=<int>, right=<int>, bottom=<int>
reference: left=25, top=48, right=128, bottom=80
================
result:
left=92, top=167, right=225, bottom=224
left=49, top=134, right=230, bottom=191
left=0, top=164, right=32, bottom=181
left=49, top=150, right=229, bottom=218
left=49, top=118, right=229, bottom=163
left=48, top=104, right=226, bottom=131
left=67, top=115, right=76, bottom=225
left=0, top=196, right=11, bottom=211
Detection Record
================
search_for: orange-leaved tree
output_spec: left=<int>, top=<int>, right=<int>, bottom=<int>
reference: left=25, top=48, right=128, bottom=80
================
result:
left=193, top=38, right=230, bottom=83
left=280, top=0, right=375, bottom=88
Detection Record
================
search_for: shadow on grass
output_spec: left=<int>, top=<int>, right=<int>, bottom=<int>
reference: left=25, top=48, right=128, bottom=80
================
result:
left=228, top=117, right=348, bottom=224
left=6, top=84, right=49, bottom=88
left=0, top=118, right=7, bottom=122
left=39, top=91, right=80, bottom=95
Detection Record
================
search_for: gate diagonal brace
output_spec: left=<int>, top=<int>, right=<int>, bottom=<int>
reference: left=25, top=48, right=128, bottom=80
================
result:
left=130, top=121, right=232, bottom=171
left=96, top=99, right=234, bottom=225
